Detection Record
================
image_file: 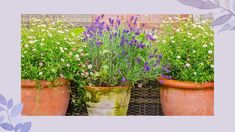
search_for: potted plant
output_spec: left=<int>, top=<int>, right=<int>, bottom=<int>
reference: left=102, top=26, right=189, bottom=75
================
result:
left=83, top=15, right=162, bottom=116
left=21, top=17, right=89, bottom=115
left=157, top=16, right=214, bottom=115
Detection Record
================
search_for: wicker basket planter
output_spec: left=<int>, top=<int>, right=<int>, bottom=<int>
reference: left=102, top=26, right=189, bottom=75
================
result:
left=128, top=80, right=164, bottom=116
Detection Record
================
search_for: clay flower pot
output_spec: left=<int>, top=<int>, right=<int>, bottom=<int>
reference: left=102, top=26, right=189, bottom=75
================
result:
left=84, top=86, right=131, bottom=116
left=159, top=77, right=214, bottom=116
left=21, top=78, right=70, bottom=116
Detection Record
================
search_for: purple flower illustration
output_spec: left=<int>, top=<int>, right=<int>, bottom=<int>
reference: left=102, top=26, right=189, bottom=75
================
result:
left=0, top=94, right=32, bottom=132
left=177, top=0, right=235, bottom=32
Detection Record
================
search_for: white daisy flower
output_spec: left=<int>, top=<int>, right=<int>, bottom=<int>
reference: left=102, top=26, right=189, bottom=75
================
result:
left=71, top=33, right=76, bottom=37
left=211, top=65, right=214, bottom=68
left=177, top=56, right=181, bottom=59
left=39, top=62, right=43, bottom=66
left=186, top=63, right=191, bottom=67
left=88, top=64, right=93, bottom=69
left=61, top=58, right=65, bottom=62
left=60, top=74, right=64, bottom=78
left=66, top=64, right=70, bottom=67
left=41, top=24, right=46, bottom=27
left=70, top=42, right=76, bottom=44
left=162, top=40, right=167, bottom=43
left=58, top=30, right=64, bottom=34
left=208, top=50, right=213, bottom=54
left=203, top=44, right=207, bottom=48
left=48, top=33, right=53, bottom=37
left=24, top=44, right=29, bottom=48
left=39, top=72, right=43, bottom=76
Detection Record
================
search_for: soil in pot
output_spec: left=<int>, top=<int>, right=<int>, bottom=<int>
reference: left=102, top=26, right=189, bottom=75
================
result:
left=21, top=78, right=70, bottom=116
left=159, top=78, right=214, bottom=116
left=84, top=86, right=131, bottom=116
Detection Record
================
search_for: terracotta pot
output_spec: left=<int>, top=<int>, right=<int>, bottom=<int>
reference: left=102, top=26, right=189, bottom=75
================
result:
left=21, top=78, right=70, bottom=116
left=159, top=77, right=214, bottom=116
left=84, top=85, right=131, bottom=116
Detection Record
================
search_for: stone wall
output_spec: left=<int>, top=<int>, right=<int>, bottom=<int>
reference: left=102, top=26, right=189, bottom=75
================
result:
left=21, top=14, right=190, bottom=30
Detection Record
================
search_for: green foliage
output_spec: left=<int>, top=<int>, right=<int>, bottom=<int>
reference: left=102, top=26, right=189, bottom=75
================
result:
left=21, top=18, right=91, bottom=87
left=157, top=16, right=214, bottom=83
left=84, top=16, right=162, bottom=86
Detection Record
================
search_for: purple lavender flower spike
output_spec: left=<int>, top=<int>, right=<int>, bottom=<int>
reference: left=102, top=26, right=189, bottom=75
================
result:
left=136, top=57, right=141, bottom=64
left=144, top=62, right=150, bottom=72
left=117, top=19, right=121, bottom=26
left=158, top=54, right=163, bottom=59
left=109, top=18, right=114, bottom=25
left=162, top=67, right=170, bottom=73
left=161, top=74, right=172, bottom=79
left=122, top=50, right=125, bottom=55
left=106, top=25, right=110, bottom=31
left=136, top=43, right=146, bottom=49
left=122, top=77, right=127, bottom=82
left=141, top=23, right=145, bottom=28
left=149, top=53, right=154, bottom=58
left=135, top=30, right=140, bottom=35
left=109, top=18, right=112, bottom=24
left=120, top=39, right=125, bottom=46
left=146, top=34, right=156, bottom=41
left=130, top=16, right=134, bottom=22
left=95, top=16, right=101, bottom=23
left=114, top=32, right=117, bottom=38
left=123, top=29, right=129, bottom=33
left=134, top=17, right=138, bottom=25
left=109, top=34, right=112, bottom=39
left=96, top=41, right=103, bottom=47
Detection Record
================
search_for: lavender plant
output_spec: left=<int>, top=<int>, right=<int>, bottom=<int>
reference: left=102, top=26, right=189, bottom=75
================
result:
left=84, top=15, right=162, bottom=87
left=157, top=16, right=214, bottom=83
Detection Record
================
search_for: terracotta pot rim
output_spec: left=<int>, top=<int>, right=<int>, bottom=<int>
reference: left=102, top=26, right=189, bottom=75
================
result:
left=85, top=85, right=131, bottom=91
left=21, top=78, right=68, bottom=88
left=158, top=77, right=214, bottom=89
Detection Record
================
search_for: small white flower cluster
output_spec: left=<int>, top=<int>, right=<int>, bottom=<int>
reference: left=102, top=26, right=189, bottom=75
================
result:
left=185, top=63, right=191, bottom=68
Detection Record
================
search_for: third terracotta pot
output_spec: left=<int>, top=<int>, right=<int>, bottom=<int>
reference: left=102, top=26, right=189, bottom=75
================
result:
left=159, top=77, right=214, bottom=116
